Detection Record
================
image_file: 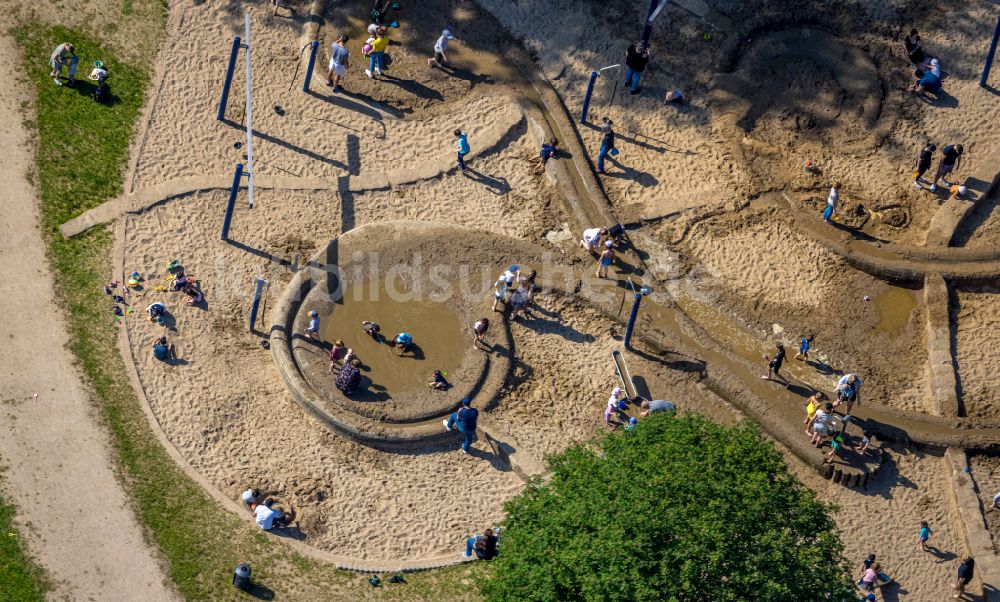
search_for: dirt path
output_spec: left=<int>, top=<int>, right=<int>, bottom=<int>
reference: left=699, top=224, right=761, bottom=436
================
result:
left=0, top=33, right=177, bottom=601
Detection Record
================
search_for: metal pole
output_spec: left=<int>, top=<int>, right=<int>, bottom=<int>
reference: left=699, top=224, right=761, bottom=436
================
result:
left=217, top=36, right=241, bottom=121
left=303, top=40, right=319, bottom=93
left=982, top=14, right=1000, bottom=88
left=248, top=277, right=269, bottom=333
left=221, top=163, right=244, bottom=240
left=640, top=0, right=659, bottom=45
left=244, top=13, right=255, bottom=209
left=581, top=71, right=598, bottom=124
left=624, top=292, right=642, bottom=350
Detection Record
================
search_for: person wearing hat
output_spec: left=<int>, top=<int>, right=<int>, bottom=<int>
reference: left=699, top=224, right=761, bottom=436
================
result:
left=428, top=28, right=462, bottom=69
left=595, top=239, right=616, bottom=278
left=304, top=310, right=320, bottom=340
left=443, top=397, right=478, bottom=454
left=49, top=42, right=75, bottom=85
left=596, top=117, right=616, bottom=175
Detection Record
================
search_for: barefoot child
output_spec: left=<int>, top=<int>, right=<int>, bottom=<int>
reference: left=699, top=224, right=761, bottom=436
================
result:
left=919, top=521, right=932, bottom=551
left=304, top=310, right=320, bottom=339
left=803, top=393, right=821, bottom=435
left=472, top=318, right=490, bottom=350
left=854, top=429, right=873, bottom=454
left=428, top=370, right=450, bottom=390
left=595, top=241, right=615, bottom=278
left=794, top=334, right=814, bottom=362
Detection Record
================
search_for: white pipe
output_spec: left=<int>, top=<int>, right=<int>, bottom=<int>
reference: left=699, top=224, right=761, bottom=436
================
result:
left=244, top=12, right=255, bottom=209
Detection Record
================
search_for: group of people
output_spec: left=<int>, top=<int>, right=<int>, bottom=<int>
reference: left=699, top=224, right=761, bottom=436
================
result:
left=579, top=225, right=623, bottom=279
left=603, top=385, right=676, bottom=431
left=492, top=264, right=538, bottom=319
left=241, top=488, right=296, bottom=531
left=904, top=30, right=943, bottom=96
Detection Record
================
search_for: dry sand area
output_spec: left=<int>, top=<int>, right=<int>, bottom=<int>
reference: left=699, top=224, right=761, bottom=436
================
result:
left=791, top=447, right=967, bottom=600
left=951, top=283, right=1000, bottom=418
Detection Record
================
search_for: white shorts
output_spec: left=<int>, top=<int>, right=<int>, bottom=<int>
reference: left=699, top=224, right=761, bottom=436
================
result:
left=328, top=59, right=346, bottom=76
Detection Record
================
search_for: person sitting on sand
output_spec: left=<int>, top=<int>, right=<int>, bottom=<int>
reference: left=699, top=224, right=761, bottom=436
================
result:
left=463, top=528, right=499, bottom=560
left=252, top=498, right=295, bottom=531
left=428, top=370, right=450, bottom=390
left=858, top=562, right=882, bottom=592
left=241, top=488, right=261, bottom=511
left=393, top=332, right=413, bottom=355
left=534, top=138, right=559, bottom=174
left=639, top=399, right=675, bottom=416
left=152, top=336, right=174, bottom=361
left=328, top=339, right=355, bottom=372
left=908, top=67, right=941, bottom=95
left=146, top=301, right=166, bottom=322
left=581, top=227, right=608, bottom=254
left=335, top=358, right=362, bottom=394
left=182, top=282, right=203, bottom=306
left=362, top=320, right=383, bottom=343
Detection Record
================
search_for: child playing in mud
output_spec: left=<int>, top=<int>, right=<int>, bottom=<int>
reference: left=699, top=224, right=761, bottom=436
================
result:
left=393, top=332, right=413, bottom=355
left=362, top=320, right=384, bottom=343
left=472, top=318, right=490, bottom=350
left=794, top=334, right=814, bottom=362
left=328, top=340, right=355, bottom=372
left=803, top=393, right=821, bottom=435
left=428, top=370, right=450, bottom=390
left=854, top=429, right=873, bottom=455
left=595, top=241, right=615, bottom=278
left=492, top=272, right=514, bottom=312
left=761, top=342, right=789, bottom=385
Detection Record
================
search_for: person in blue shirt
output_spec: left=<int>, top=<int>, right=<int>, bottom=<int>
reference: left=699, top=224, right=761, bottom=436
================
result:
left=795, top=334, right=814, bottom=362
left=152, top=336, right=174, bottom=361
left=393, top=332, right=413, bottom=355
left=454, top=129, right=470, bottom=170
left=444, top=397, right=478, bottom=454
left=908, top=68, right=941, bottom=94
left=596, top=117, right=616, bottom=174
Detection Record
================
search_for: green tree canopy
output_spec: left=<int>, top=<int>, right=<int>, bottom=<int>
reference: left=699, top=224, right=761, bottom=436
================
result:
left=480, top=413, right=854, bottom=602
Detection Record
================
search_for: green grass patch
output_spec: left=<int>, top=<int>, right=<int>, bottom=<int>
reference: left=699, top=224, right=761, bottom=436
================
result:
left=16, top=20, right=482, bottom=602
left=0, top=494, right=47, bottom=602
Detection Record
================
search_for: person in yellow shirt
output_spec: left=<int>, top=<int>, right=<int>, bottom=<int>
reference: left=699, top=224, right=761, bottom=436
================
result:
left=366, top=27, right=390, bottom=78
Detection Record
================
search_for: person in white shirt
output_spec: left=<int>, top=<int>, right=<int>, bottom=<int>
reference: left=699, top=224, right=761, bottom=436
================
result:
left=988, top=491, right=1000, bottom=513
left=241, top=488, right=260, bottom=511
left=427, top=29, right=461, bottom=69
left=253, top=498, right=295, bottom=530
left=580, top=227, right=608, bottom=253
left=834, top=373, right=863, bottom=413
left=823, top=182, right=841, bottom=224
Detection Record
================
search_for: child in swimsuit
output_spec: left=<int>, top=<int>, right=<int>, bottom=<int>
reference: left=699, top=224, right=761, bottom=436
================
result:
left=596, top=241, right=615, bottom=278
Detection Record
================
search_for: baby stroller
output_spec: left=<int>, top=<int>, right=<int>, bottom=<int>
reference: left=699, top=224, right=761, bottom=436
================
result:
left=89, top=60, right=109, bottom=103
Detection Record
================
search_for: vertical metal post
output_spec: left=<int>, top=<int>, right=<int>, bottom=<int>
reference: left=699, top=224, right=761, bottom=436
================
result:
left=221, top=164, right=244, bottom=240
left=624, top=292, right=642, bottom=350
left=303, top=40, right=320, bottom=93
left=982, top=14, right=1000, bottom=88
left=581, top=71, right=598, bottom=124
left=248, top=277, right=269, bottom=333
left=244, top=13, right=255, bottom=209
left=218, top=36, right=241, bottom=121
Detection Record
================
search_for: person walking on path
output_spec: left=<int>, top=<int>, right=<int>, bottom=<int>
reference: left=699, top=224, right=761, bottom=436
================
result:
left=914, top=142, right=935, bottom=188
left=823, top=182, right=841, bottom=224
left=444, top=397, right=478, bottom=454
left=365, top=26, right=389, bottom=79
left=761, top=342, right=789, bottom=385
left=930, top=144, right=963, bottom=193
left=428, top=28, right=461, bottom=69
left=918, top=521, right=932, bottom=551
left=326, top=35, right=350, bottom=91
left=455, top=128, right=470, bottom=170
left=49, top=42, right=75, bottom=86
left=472, top=318, right=489, bottom=350
left=954, top=555, right=974, bottom=598
left=624, top=41, right=651, bottom=94
left=596, top=118, right=616, bottom=174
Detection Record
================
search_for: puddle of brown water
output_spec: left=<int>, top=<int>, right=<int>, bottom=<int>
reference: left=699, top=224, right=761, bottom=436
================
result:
left=317, top=277, right=465, bottom=396
left=872, top=286, right=917, bottom=336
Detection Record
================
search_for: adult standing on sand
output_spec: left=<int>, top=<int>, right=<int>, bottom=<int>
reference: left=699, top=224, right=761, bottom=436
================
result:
left=823, top=182, right=841, bottom=224
left=913, top=142, right=935, bottom=188
left=929, top=143, right=963, bottom=193
left=325, top=35, right=350, bottom=91
left=596, top=117, right=616, bottom=175
left=624, top=41, right=651, bottom=94
left=444, top=397, right=478, bottom=454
